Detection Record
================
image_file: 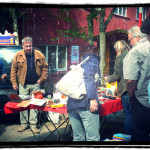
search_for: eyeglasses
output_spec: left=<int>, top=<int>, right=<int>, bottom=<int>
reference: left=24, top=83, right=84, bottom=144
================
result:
left=24, top=45, right=32, bottom=48
left=129, top=36, right=136, bottom=43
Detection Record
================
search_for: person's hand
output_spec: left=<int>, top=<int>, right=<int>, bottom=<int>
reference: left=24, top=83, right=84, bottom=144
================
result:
left=89, top=99, right=98, bottom=112
left=104, top=77, right=107, bottom=81
left=1, top=74, right=7, bottom=80
left=13, top=85, right=18, bottom=90
left=37, top=80, right=41, bottom=84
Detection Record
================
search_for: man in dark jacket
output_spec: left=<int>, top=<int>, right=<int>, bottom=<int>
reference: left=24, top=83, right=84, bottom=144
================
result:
left=67, top=45, right=100, bottom=141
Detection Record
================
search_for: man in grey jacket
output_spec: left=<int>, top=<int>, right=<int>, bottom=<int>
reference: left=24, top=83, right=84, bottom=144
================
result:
left=123, top=24, right=150, bottom=141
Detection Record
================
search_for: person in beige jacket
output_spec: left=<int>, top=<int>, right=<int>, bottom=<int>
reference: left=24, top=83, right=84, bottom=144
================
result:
left=11, top=36, right=48, bottom=133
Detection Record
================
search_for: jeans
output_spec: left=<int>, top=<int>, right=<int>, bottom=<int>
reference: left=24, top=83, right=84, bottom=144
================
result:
left=68, top=108, right=100, bottom=141
left=130, top=96, right=150, bottom=141
left=19, top=83, right=40, bottom=127
left=121, top=93, right=133, bottom=135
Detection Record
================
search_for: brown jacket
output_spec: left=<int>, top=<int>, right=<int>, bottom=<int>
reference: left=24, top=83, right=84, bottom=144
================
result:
left=11, top=49, right=48, bottom=86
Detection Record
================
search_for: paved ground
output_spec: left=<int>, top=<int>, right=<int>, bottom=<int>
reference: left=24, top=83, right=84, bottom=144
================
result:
left=0, top=110, right=125, bottom=147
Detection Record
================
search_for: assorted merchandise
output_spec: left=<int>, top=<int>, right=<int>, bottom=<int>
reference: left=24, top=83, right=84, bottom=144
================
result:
left=112, top=133, right=131, bottom=141
left=16, top=91, right=68, bottom=108
left=47, top=112, right=60, bottom=124
left=103, top=133, right=131, bottom=141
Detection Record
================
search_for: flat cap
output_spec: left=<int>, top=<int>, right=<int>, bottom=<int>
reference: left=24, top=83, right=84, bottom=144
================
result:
left=140, top=16, right=150, bottom=34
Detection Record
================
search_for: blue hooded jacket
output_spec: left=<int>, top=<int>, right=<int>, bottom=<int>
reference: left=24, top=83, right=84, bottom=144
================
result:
left=0, top=59, right=7, bottom=76
left=67, top=53, right=100, bottom=113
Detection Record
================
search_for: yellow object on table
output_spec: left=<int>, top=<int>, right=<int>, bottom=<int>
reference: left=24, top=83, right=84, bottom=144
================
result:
left=51, top=104, right=64, bottom=108
left=106, top=81, right=117, bottom=88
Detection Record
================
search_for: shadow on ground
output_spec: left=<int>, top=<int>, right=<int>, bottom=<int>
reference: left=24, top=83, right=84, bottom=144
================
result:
left=0, top=110, right=125, bottom=147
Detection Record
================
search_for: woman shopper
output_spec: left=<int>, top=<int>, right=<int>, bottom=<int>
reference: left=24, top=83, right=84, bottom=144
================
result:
left=67, top=45, right=101, bottom=141
left=104, top=40, right=133, bottom=137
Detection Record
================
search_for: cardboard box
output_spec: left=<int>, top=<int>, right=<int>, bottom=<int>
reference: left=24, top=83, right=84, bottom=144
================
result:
left=17, top=100, right=30, bottom=108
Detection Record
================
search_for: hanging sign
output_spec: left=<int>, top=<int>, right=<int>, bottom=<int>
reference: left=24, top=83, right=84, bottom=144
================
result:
left=71, top=46, right=79, bottom=64
left=0, top=36, right=14, bottom=45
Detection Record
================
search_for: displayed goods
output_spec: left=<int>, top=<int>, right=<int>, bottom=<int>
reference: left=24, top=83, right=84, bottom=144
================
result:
left=17, top=100, right=30, bottom=107
left=106, top=81, right=117, bottom=88
left=47, top=112, right=59, bottom=124
left=51, top=104, right=64, bottom=108
left=103, top=133, right=131, bottom=142
left=112, top=133, right=131, bottom=141
left=56, top=56, right=90, bottom=99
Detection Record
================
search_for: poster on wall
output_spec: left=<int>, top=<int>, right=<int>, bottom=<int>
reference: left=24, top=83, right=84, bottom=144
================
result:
left=71, top=46, right=79, bottom=64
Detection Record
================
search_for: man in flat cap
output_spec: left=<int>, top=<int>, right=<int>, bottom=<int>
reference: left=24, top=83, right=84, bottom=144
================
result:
left=123, top=21, right=150, bottom=141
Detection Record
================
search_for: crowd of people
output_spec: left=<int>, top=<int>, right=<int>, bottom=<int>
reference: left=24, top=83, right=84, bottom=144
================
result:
left=1, top=16, right=150, bottom=142
left=67, top=16, right=150, bottom=142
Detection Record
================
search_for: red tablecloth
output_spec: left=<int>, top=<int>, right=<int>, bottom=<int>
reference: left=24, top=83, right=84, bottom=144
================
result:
left=4, top=98, right=123, bottom=117
left=99, top=98, right=123, bottom=116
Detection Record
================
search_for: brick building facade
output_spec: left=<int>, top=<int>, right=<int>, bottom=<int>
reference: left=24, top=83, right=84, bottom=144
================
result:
left=18, top=6, right=150, bottom=86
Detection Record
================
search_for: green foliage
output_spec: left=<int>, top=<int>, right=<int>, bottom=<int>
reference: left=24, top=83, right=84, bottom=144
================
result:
left=51, top=8, right=88, bottom=42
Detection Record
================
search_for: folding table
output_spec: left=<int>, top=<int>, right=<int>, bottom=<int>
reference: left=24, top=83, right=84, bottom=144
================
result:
left=4, top=98, right=123, bottom=141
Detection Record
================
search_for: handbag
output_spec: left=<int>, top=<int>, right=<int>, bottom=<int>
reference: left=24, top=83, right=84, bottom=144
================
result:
left=56, top=56, right=90, bottom=100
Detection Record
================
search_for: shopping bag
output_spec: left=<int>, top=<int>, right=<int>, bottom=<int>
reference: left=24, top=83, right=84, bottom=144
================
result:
left=56, top=56, right=90, bottom=100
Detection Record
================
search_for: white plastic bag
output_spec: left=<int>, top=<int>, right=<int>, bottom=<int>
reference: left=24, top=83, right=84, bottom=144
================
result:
left=47, top=112, right=59, bottom=124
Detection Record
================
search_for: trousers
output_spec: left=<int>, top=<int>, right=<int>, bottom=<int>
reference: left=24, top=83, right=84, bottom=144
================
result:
left=130, top=96, right=150, bottom=141
left=68, top=108, right=100, bottom=141
left=121, top=93, right=133, bottom=135
left=19, top=83, right=40, bottom=127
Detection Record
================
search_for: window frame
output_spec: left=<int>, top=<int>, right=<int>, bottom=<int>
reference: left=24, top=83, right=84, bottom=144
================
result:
left=114, top=7, right=127, bottom=17
left=38, top=44, right=68, bottom=72
left=136, top=7, right=147, bottom=21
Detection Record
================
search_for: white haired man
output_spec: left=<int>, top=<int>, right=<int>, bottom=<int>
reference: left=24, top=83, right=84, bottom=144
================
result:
left=11, top=36, right=48, bottom=133
left=123, top=23, right=150, bottom=141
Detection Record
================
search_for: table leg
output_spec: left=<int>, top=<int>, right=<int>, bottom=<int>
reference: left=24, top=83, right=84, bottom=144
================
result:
left=33, top=110, right=55, bottom=141
left=61, top=114, right=72, bottom=141
left=99, top=116, right=106, bottom=131
left=20, top=110, right=38, bottom=141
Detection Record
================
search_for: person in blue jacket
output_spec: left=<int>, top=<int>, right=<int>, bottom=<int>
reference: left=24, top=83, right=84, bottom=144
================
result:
left=67, top=45, right=101, bottom=141
left=0, top=59, right=7, bottom=81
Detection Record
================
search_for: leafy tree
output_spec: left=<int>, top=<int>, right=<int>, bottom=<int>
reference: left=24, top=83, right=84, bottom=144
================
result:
left=50, top=8, right=88, bottom=42
left=99, top=7, right=116, bottom=84
left=0, top=7, right=28, bottom=45
left=51, top=7, right=116, bottom=84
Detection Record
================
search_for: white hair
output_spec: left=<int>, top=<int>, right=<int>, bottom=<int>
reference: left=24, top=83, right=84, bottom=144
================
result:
left=128, top=25, right=146, bottom=38
left=22, top=36, right=32, bottom=45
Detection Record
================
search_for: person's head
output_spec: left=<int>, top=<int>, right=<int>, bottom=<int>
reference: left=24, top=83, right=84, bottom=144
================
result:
left=128, top=25, right=145, bottom=47
left=22, top=36, right=33, bottom=55
left=114, top=40, right=130, bottom=56
left=140, top=16, right=150, bottom=42
left=82, top=45, right=98, bottom=57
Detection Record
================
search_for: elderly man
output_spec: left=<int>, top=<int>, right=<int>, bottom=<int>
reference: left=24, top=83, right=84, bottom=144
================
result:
left=123, top=23, right=150, bottom=141
left=11, top=36, right=48, bottom=133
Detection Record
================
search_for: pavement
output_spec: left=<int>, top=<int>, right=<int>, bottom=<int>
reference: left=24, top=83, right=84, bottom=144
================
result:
left=0, top=110, right=125, bottom=147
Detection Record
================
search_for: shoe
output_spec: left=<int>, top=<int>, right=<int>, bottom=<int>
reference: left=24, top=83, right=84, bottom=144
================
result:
left=17, top=126, right=28, bottom=132
left=31, top=127, right=40, bottom=134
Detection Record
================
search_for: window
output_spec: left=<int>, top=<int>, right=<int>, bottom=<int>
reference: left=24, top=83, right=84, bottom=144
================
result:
left=38, top=45, right=67, bottom=73
left=115, top=7, right=127, bottom=17
left=136, top=7, right=147, bottom=21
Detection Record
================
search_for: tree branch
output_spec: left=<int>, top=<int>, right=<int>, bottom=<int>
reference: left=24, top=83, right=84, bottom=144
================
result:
left=104, top=7, right=116, bottom=30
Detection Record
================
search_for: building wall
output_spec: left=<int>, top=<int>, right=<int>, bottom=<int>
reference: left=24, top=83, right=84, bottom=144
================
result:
left=21, top=7, right=150, bottom=84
